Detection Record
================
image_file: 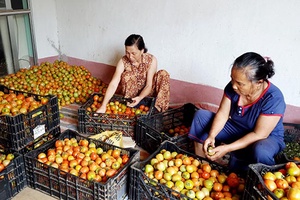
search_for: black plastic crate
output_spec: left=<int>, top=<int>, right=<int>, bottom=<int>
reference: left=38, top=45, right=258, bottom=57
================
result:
left=78, top=93, right=156, bottom=138
left=243, top=161, right=300, bottom=200
left=129, top=141, right=244, bottom=200
left=135, top=103, right=199, bottom=153
left=24, top=129, right=140, bottom=200
left=19, top=125, right=61, bottom=154
left=0, top=85, right=60, bottom=152
left=0, top=151, right=27, bottom=200
left=282, top=123, right=300, bottom=161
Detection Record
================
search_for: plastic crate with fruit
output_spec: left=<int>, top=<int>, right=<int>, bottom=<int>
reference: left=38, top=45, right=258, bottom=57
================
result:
left=135, top=103, right=198, bottom=154
left=24, top=129, right=140, bottom=200
left=0, top=85, right=60, bottom=152
left=129, top=141, right=245, bottom=200
left=243, top=161, right=300, bottom=200
left=282, top=123, right=300, bottom=162
left=0, top=151, right=27, bottom=200
left=78, top=93, right=156, bottom=138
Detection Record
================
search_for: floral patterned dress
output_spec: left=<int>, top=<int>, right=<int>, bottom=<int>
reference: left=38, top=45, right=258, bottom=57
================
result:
left=119, top=53, right=170, bottom=112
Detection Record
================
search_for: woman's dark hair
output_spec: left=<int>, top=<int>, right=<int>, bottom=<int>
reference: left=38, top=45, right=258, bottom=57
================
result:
left=124, top=34, right=148, bottom=53
left=232, top=52, right=275, bottom=81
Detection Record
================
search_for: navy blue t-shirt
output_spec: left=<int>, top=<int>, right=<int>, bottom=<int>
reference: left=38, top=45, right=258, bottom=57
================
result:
left=224, top=81, right=286, bottom=137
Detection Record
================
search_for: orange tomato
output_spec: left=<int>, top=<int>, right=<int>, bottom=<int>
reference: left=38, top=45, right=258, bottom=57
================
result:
left=106, top=169, right=117, bottom=177
left=139, top=104, right=145, bottom=111
left=210, top=169, right=219, bottom=177
left=264, top=179, right=277, bottom=192
left=174, top=158, right=183, bottom=167
left=192, top=178, right=201, bottom=187
left=55, top=140, right=64, bottom=148
left=111, top=149, right=121, bottom=159
left=154, top=171, right=163, bottom=180
left=213, top=182, right=223, bottom=192
left=291, top=182, right=300, bottom=189
left=0, top=164, right=5, bottom=172
left=25, top=96, right=34, bottom=102
left=202, top=163, right=212, bottom=173
left=80, top=173, right=87, bottom=180
left=275, top=178, right=289, bottom=189
left=191, top=171, right=200, bottom=179
left=201, top=171, right=211, bottom=179
left=287, top=188, right=300, bottom=200
left=214, top=191, right=224, bottom=199
left=182, top=156, right=192, bottom=165
left=144, top=106, right=149, bottom=112
left=227, top=172, right=238, bottom=179
left=122, top=155, right=129, bottom=164
left=222, top=184, right=230, bottom=192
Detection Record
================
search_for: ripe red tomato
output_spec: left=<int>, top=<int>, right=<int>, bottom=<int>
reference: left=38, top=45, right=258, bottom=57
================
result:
left=201, top=171, right=211, bottom=179
left=226, top=176, right=239, bottom=188
left=122, top=155, right=129, bottom=164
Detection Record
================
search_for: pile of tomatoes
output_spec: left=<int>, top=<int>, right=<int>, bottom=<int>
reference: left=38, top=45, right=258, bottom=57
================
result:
left=0, top=91, right=48, bottom=116
left=0, top=153, right=15, bottom=173
left=143, top=149, right=245, bottom=199
left=260, top=161, right=300, bottom=199
left=86, top=94, right=150, bottom=117
left=0, top=60, right=107, bottom=108
left=37, top=137, right=130, bottom=183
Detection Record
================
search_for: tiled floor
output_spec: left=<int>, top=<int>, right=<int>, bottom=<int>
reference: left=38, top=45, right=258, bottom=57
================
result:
left=13, top=187, right=56, bottom=200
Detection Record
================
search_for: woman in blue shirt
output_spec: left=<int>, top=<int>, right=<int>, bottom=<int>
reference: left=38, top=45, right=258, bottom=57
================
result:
left=188, top=52, right=286, bottom=173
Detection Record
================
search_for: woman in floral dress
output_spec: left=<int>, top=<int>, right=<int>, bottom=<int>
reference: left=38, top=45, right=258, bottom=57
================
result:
left=96, top=34, right=170, bottom=113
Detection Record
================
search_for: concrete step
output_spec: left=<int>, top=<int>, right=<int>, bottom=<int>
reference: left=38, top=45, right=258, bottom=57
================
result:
left=59, top=103, right=81, bottom=132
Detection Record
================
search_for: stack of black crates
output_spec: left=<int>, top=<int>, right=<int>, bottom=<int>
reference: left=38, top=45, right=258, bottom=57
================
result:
left=0, top=85, right=60, bottom=199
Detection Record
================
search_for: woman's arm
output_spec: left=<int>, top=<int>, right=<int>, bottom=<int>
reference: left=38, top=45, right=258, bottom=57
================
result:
left=229, top=115, right=280, bottom=150
left=208, top=115, right=281, bottom=161
left=203, top=95, right=231, bottom=153
left=96, top=59, right=124, bottom=113
left=128, top=55, right=157, bottom=107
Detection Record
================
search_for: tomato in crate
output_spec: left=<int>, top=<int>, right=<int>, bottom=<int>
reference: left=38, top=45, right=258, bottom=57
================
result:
left=129, top=141, right=245, bottom=200
left=0, top=85, right=60, bottom=153
left=244, top=161, right=300, bottom=200
left=24, top=129, right=140, bottom=200
left=0, top=150, right=26, bottom=200
left=135, top=103, right=198, bottom=154
left=78, top=93, right=155, bottom=139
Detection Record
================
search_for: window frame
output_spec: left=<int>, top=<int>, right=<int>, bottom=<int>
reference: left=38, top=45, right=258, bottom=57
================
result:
left=0, top=0, right=37, bottom=73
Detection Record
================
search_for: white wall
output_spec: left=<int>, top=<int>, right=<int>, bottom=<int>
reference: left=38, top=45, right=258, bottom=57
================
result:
left=31, top=0, right=300, bottom=107
left=31, top=0, right=59, bottom=58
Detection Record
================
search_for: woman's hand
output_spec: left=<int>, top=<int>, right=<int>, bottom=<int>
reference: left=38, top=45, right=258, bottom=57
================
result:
left=203, top=137, right=215, bottom=155
left=206, top=144, right=229, bottom=161
left=127, top=96, right=142, bottom=107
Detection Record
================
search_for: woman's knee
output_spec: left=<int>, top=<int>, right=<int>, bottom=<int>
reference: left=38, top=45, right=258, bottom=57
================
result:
left=157, top=69, right=170, bottom=77
left=194, top=110, right=215, bottom=123
left=252, top=141, right=277, bottom=165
